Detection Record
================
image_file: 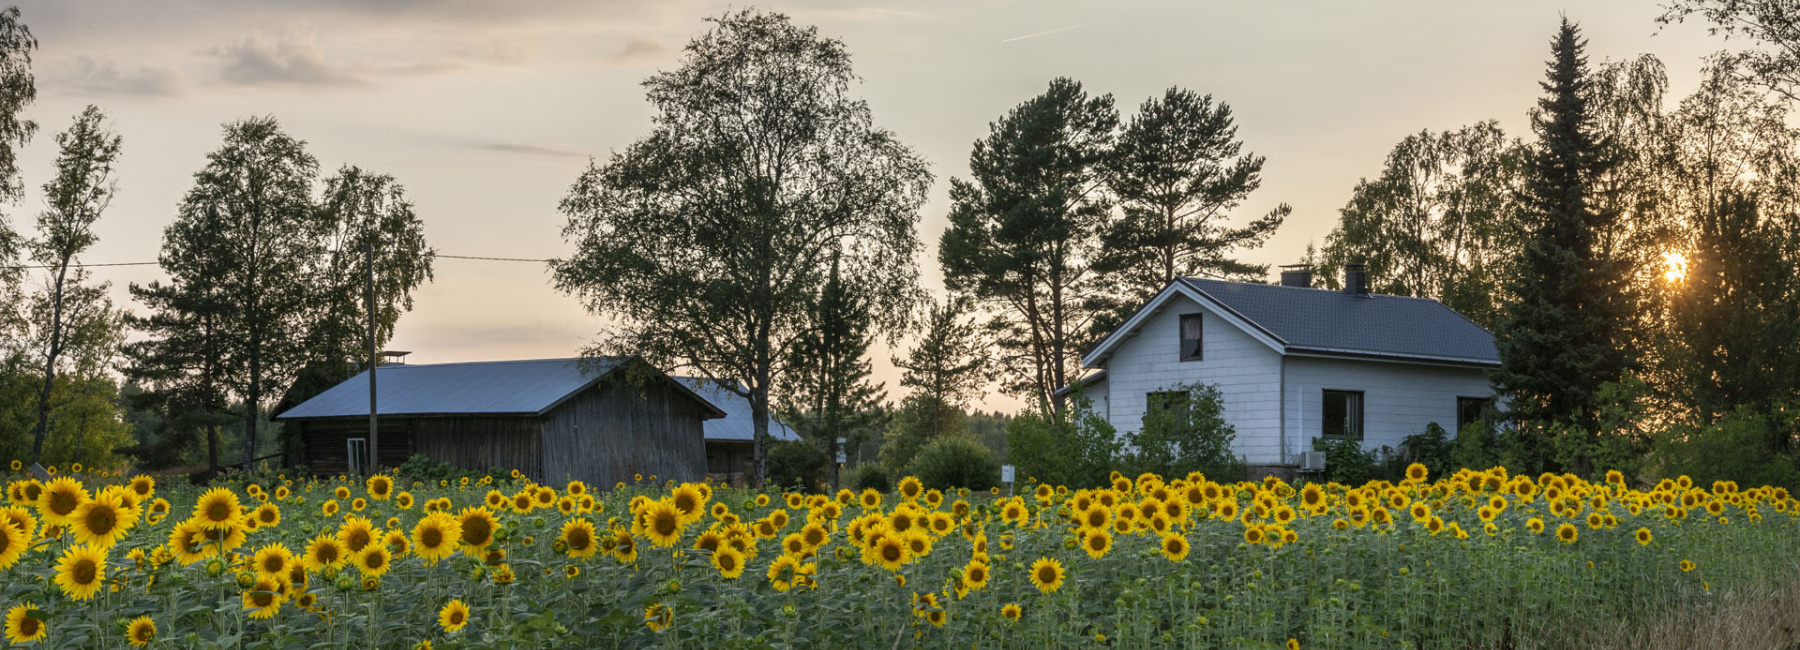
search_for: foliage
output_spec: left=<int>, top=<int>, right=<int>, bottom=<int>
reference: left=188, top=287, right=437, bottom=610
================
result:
left=1657, top=406, right=1800, bottom=489
left=907, top=436, right=1001, bottom=491
left=1092, top=87, right=1287, bottom=332
left=847, top=462, right=890, bottom=492
left=1122, top=382, right=1242, bottom=481
left=1495, top=20, right=1637, bottom=469
left=765, top=440, right=828, bottom=492
left=877, top=394, right=945, bottom=478
left=939, top=77, right=1117, bottom=408
left=1004, top=395, right=1118, bottom=489
left=1661, top=0, right=1800, bottom=103
left=781, top=258, right=886, bottom=490
left=1318, top=121, right=1523, bottom=328
left=394, top=454, right=509, bottom=485
left=892, top=296, right=989, bottom=440
left=1397, top=423, right=1456, bottom=479
left=551, top=9, right=931, bottom=486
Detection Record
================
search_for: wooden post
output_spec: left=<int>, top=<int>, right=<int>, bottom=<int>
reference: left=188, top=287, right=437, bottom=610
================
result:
left=366, top=238, right=379, bottom=474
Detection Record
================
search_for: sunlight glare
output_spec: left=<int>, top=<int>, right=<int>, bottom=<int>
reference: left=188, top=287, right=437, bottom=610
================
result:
left=1662, top=251, right=1688, bottom=283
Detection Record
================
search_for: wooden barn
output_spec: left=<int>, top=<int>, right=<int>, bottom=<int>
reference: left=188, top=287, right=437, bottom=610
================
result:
left=275, top=357, right=726, bottom=487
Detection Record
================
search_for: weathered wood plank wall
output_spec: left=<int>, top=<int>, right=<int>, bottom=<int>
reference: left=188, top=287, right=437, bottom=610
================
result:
left=541, top=377, right=706, bottom=488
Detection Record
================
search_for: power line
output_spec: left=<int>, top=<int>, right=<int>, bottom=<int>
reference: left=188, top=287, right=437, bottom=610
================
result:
left=1, top=253, right=552, bottom=271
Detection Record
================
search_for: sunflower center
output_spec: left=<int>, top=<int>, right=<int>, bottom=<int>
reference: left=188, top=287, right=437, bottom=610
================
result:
left=653, top=514, right=678, bottom=537
left=464, top=518, right=491, bottom=545
left=421, top=528, right=443, bottom=548
left=73, top=559, right=97, bottom=584
left=450, top=611, right=464, bottom=625
left=262, top=557, right=283, bottom=573
left=366, top=552, right=384, bottom=569
left=719, top=554, right=737, bottom=571
left=19, top=617, right=38, bottom=636
left=206, top=502, right=228, bottom=521
left=1037, top=567, right=1055, bottom=583
left=252, top=592, right=273, bottom=607
left=567, top=529, right=590, bottom=550
left=50, top=492, right=77, bottom=515
left=881, top=544, right=902, bottom=562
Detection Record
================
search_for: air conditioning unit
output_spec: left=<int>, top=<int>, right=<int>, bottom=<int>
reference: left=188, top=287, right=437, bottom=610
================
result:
left=1300, top=451, right=1327, bottom=472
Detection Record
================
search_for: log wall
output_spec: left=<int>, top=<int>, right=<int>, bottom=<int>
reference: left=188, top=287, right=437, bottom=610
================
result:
left=541, top=376, right=707, bottom=488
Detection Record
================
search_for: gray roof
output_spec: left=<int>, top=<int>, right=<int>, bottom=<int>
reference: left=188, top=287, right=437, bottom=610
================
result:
left=276, top=357, right=726, bottom=420
left=673, top=378, right=800, bottom=443
left=1177, top=278, right=1499, bottom=366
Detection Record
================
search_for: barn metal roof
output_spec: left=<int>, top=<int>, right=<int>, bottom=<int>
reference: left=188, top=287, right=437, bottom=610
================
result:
left=276, top=357, right=726, bottom=420
left=673, top=377, right=800, bottom=443
left=1178, top=278, right=1500, bottom=366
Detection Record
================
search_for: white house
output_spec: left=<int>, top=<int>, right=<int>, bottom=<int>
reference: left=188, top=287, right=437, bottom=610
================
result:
left=1065, top=265, right=1500, bottom=469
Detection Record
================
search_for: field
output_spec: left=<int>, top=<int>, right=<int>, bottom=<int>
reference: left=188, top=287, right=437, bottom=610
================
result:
left=0, top=463, right=1797, bottom=649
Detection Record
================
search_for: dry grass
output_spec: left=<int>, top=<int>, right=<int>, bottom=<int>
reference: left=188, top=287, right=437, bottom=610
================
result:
left=1573, top=573, right=1800, bottom=650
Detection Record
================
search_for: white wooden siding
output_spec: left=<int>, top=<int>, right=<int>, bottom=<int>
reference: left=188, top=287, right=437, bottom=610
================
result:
left=1281, top=356, right=1495, bottom=460
left=1095, top=295, right=1285, bottom=464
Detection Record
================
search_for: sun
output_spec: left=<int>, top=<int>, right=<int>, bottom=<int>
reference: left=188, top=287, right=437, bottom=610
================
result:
left=1662, top=251, right=1689, bottom=283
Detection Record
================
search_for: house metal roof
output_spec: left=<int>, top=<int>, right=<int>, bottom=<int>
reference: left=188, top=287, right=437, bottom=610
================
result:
left=673, top=377, right=800, bottom=443
left=276, top=357, right=726, bottom=421
left=1177, top=278, right=1500, bottom=366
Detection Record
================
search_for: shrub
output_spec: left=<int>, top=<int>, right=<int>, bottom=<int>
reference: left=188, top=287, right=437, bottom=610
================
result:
left=1125, top=382, right=1242, bottom=481
left=847, top=463, right=890, bottom=492
left=396, top=454, right=509, bottom=486
left=909, top=436, right=1001, bottom=491
left=1006, top=394, right=1117, bottom=489
left=766, top=440, right=827, bottom=492
left=1312, top=437, right=1381, bottom=485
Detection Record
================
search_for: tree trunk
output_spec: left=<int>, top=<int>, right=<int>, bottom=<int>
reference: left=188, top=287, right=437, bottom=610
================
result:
left=749, top=380, right=770, bottom=489
left=27, top=260, right=71, bottom=462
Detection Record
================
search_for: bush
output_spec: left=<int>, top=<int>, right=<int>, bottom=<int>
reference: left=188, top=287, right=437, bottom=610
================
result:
left=1006, top=394, right=1117, bottom=488
left=1657, top=406, right=1800, bottom=489
left=909, top=436, right=1001, bottom=491
left=396, top=454, right=510, bottom=486
left=1125, top=383, right=1242, bottom=481
left=847, top=463, right=890, bottom=492
left=766, top=440, right=827, bottom=491
left=1313, top=437, right=1380, bottom=485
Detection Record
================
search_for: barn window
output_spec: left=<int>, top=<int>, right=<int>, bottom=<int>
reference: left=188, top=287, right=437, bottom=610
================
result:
left=1457, top=397, right=1492, bottom=433
left=1178, top=314, right=1204, bottom=361
left=347, top=438, right=369, bottom=475
left=1321, top=390, right=1363, bottom=439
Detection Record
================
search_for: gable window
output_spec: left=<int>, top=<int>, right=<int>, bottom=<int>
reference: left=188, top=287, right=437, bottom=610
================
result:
left=1457, top=397, right=1492, bottom=433
left=1179, top=313, right=1204, bottom=361
left=1321, top=390, right=1363, bottom=439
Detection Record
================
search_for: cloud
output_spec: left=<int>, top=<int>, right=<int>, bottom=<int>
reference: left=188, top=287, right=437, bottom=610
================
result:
left=606, top=36, right=672, bottom=65
left=1001, top=23, right=1091, bottom=44
left=44, top=55, right=187, bottom=96
left=209, top=30, right=363, bottom=86
left=477, top=141, right=586, bottom=158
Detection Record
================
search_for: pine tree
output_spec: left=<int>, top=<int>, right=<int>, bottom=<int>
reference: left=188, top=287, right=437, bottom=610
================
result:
left=1495, top=19, right=1636, bottom=470
left=781, top=256, right=886, bottom=489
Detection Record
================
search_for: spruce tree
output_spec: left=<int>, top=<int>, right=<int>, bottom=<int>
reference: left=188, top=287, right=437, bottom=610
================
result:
left=1495, top=19, right=1635, bottom=470
left=781, top=256, right=886, bottom=489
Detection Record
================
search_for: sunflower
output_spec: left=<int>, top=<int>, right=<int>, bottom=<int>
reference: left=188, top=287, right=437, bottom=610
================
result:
left=125, top=616, right=156, bottom=647
left=670, top=484, right=706, bottom=524
left=962, top=561, right=991, bottom=590
left=1405, top=463, right=1429, bottom=482
left=1001, top=603, right=1022, bottom=624
left=252, top=503, right=281, bottom=528
left=366, top=475, right=393, bottom=500
left=644, top=603, right=673, bottom=631
left=1635, top=527, right=1653, bottom=546
left=1082, top=529, right=1112, bottom=559
left=38, top=476, right=89, bottom=525
left=4, top=603, right=45, bottom=644
left=898, top=476, right=923, bottom=501
left=1556, top=522, right=1578, bottom=544
left=252, top=543, right=295, bottom=580
left=54, top=544, right=107, bottom=601
left=167, top=519, right=214, bottom=565
left=1160, top=534, right=1190, bottom=562
left=435, top=598, right=471, bottom=633
left=800, top=523, right=828, bottom=549
left=303, top=534, right=348, bottom=571
left=641, top=500, right=685, bottom=548
left=612, top=530, right=638, bottom=564
left=1029, top=557, right=1065, bottom=594
left=509, top=492, right=533, bottom=514
left=456, top=508, right=499, bottom=551
left=858, top=489, right=882, bottom=510
left=192, top=487, right=242, bottom=532
left=560, top=518, right=598, bottom=559
left=693, top=530, right=724, bottom=555
left=712, top=546, right=746, bottom=579
left=866, top=535, right=908, bottom=572
left=355, top=545, right=392, bottom=578
left=0, top=517, right=24, bottom=571
left=1527, top=517, right=1546, bottom=534
left=412, top=513, right=462, bottom=564
left=340, top=516, right=376, bottom=553
left=1681, top=559, right=1696, bottom=572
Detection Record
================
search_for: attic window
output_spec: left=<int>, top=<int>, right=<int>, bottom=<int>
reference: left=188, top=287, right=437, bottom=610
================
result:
left=1179, top=314, right=1203, bottom=361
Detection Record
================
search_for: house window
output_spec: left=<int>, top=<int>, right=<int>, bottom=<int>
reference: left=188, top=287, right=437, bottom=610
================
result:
left=1147, top=391, right=1190, bottom=419
left=347, top=438, right=368, bottom=476
left=1179, top=314, right=1203, bottom=361
left=1321, top=390, right=1363, bottom=439
left=1457, top=397, right=1492, bottom=433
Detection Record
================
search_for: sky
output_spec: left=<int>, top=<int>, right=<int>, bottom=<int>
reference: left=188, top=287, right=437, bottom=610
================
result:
left=7, top=0, right=1733, bottom=413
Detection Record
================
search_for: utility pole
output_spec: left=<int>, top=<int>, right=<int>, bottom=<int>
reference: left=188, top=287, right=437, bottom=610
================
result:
left=366, top=238, right=379, bottom=474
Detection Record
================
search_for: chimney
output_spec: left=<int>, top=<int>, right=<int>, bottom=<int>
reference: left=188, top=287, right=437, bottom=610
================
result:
left=1279, top=265, right=1314, bottom=288
left=1344, top=263, right=1368, bottom=295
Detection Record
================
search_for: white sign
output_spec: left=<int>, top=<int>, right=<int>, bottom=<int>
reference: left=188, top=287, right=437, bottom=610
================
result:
left=1000, top=465, right=1015, bottom=483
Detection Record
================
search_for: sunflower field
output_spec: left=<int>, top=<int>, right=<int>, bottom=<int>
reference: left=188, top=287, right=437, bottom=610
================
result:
left=0, top=462, right=1796, bottom=649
